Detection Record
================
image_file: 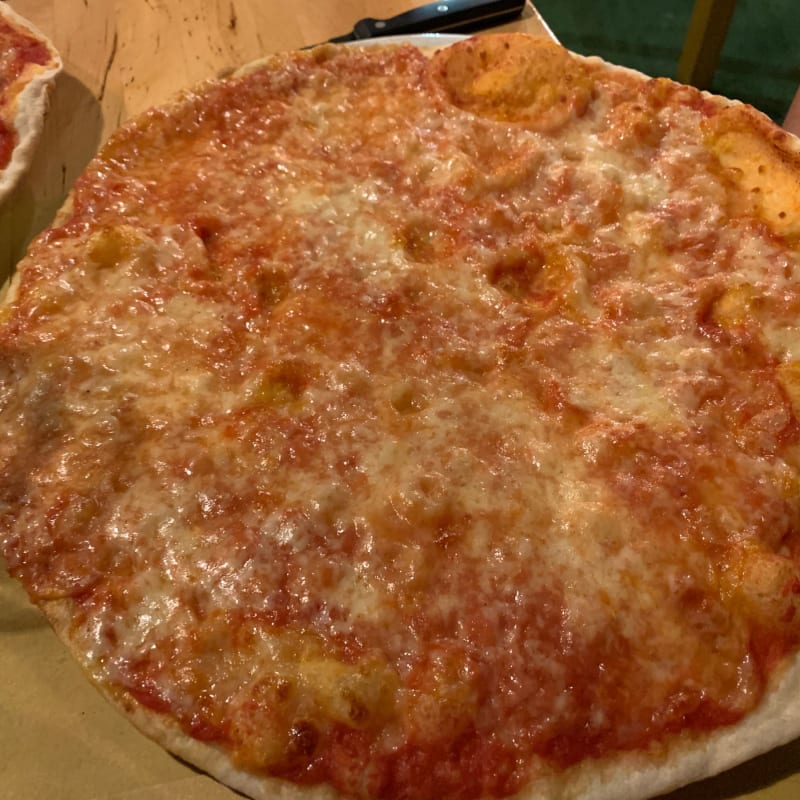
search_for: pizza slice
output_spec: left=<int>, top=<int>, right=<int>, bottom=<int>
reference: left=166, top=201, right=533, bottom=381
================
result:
left=0, top=2, right=61, bottom=203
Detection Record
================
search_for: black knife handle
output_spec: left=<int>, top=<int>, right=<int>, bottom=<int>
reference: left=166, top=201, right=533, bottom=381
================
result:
left=352, top=0, right=526, bottom=39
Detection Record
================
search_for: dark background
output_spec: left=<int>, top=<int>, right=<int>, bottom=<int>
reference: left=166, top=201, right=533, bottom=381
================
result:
left=535, top=0, right=799, bottom=123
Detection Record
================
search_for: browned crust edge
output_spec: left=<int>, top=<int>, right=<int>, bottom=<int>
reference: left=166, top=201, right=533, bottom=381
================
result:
left=38, top=591, right=800, bottom=800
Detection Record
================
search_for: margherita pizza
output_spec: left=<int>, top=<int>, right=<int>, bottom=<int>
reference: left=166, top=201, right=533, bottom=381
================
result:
left=3, top=33, right=800, bottom=800
left=0, top=1, right=61, bottom=202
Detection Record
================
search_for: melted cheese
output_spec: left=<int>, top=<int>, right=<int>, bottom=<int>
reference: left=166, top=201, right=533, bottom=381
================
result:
left=2, top=37, right=800, bottom=800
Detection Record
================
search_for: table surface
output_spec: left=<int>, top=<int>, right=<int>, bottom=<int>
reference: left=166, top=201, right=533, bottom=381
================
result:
left=2, top=2, right=800, bottom=799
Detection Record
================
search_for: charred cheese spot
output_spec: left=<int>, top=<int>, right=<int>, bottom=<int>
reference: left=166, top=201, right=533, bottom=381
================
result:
left=249, top=359, right=314, bottom=407
left=88, top=226, right=146, bottom=268
left=286, top=721, right=319, bottom=759
left=299, top=657, right=399, bottom=730
left=486, top=246, right=545, bottom=299
left=600, top=100, right=664, bottom=152
left=229, top=677, right=299, bottom=770
left=721, top=544, right=800, bottom=627
left=188, top=214, right=224, bottom=248
left=710, top=284, right=760, bottom=330
left=390, top=381, right=428, bottom=414
left=252, top=265, right=291, bottom=309
left=532, top=247, right=596, bottom=316
left=431, top=34, right=593, bottom=131
left=397, top=218, right=452, bottom=263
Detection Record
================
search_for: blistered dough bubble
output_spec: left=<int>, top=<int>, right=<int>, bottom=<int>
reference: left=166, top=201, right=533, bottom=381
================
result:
left=430, top=34, right=593, bottom=131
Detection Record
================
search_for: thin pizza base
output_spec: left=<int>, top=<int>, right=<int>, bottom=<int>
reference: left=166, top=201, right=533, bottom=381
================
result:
left=39, top=593, right=800, bottom=799
left=6, top=34, right=800, bottom=800
left=0, top=2, right=61, bottom=203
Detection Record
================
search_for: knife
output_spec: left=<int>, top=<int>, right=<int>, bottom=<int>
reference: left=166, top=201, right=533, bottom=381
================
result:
left=311, top=0, right=527, bottom=46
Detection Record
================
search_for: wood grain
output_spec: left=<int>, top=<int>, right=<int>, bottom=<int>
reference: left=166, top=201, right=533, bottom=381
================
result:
left=1, top=0, right=552, bottom=279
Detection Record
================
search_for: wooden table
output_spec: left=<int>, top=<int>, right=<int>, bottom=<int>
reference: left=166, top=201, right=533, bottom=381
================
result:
left=0, top=0, right=553, bottom=279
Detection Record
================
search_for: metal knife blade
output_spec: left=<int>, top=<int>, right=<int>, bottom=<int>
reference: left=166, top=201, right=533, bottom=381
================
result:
left=312, top=0, right=527, bottom=46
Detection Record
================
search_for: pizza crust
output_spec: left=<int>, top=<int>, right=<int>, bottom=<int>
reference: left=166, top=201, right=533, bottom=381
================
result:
left=39, top=596, right=342, bottom=800
left=703, top=102, right=800, bottom=238
left=552, top=657, right=800, bottom=800
left=430, top=35, right=594, bottom=130
left=41, top=590, right=800, bottom=800
left=0, top=2, right=61, bottom=204
left=6, top=33, right=800, bottom=800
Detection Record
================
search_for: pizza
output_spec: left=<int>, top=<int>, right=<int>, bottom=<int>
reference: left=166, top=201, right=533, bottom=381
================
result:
left=0, top=2, right=61, bottom=203
left=3, top=31, right=800, bottom=800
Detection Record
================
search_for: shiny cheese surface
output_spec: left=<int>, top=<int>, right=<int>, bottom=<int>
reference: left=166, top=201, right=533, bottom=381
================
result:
left=3, top=37, right=800, bottom=800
